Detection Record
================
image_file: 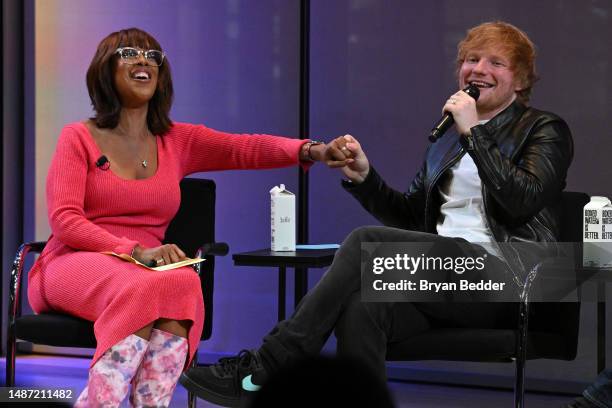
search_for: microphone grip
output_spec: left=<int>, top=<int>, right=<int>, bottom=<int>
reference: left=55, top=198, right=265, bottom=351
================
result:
left=429, top=84, right=479, bottom=143
left=429, top=114, right=455, bottom=143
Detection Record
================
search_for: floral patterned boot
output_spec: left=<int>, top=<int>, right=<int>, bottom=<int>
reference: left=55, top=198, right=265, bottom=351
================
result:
left=75, top=334, right=149, bottom=407
left=129, top=328, right=188, bottom=408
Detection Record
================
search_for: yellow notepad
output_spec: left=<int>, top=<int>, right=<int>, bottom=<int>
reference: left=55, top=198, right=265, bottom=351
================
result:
left=102, top=252, right=204, bottom=271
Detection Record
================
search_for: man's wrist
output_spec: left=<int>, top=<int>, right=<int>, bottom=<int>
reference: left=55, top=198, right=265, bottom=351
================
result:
left=345, top=168, right=369, bottom=185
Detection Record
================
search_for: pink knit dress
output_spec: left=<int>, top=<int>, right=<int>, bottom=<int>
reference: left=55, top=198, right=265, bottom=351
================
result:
left=27, top=121, right=307, bottom=367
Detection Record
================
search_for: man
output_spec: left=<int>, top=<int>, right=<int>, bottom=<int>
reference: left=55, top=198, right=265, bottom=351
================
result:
left=180, top=21, right=573, bottom=407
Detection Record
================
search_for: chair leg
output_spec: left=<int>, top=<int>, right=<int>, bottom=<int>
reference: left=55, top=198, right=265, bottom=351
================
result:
left=513, top=261, right=542, bottom=408
left=514, top=292, right=531, bottom=408
left=514, top=355, right=526, bottom=408
left=514, top=309, right=527, bottom=408
left=187, top=352, right=197, bottom=408
left=6, top=325, right=16, bottom=386
left=514, top=307, right=529, bottom=408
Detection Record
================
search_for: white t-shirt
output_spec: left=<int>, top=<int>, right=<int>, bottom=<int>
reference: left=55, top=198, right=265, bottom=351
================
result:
left=435, top=124, right=502, bottom=258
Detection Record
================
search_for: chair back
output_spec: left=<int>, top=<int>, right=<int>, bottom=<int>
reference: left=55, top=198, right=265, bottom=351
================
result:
left=558, top=191, right=589, bottom=243
left=528, top=191, right=589, bottom=360
left=164, top=177, right=216, bottom=340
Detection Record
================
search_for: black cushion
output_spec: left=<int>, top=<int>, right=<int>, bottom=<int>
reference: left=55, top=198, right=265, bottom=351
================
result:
left=16, top=314, right=96, bottom=348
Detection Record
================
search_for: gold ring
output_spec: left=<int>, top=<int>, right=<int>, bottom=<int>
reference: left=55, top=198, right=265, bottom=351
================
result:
left=156, top=258, right=164, bottom=265
left=341, top=146, right=348, bottom=151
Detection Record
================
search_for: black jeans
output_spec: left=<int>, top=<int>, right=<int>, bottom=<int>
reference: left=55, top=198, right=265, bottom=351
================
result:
left=259, top=226, right=517, bottom=380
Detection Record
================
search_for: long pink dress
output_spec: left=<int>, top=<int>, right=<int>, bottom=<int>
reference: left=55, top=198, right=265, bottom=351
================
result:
left=27, top=121, right=306, bottom=367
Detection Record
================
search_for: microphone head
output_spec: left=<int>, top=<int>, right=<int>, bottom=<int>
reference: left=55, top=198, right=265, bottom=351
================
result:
left=463, top=83, right=480, bottom=101
left=95, top=155, right=110, bottom=170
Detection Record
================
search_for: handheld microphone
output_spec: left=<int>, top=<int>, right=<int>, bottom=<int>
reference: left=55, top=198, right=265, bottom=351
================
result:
left=429, top=84, right=480, bottom=143
left=95, top=155, right=110, bottom=170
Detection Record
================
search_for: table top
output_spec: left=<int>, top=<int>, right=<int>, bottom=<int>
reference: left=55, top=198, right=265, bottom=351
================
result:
left=233, top=248, right=337, bottom=268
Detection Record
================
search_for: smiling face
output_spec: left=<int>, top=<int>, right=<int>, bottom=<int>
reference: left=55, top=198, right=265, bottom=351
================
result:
left=113, top=49, right=159, bottom=109
left=459, top=48, right=522, bottom=120
left=455, top=22, right=538, bottom=112
left=87, top=28, right=174, bottom=134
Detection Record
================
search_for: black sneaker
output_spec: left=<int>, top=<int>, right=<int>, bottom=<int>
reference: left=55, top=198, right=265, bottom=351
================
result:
left=179, top=349, right=268, bottom=407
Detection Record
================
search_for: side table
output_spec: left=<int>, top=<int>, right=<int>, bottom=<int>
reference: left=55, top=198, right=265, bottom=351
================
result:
left=233, top=248, right=337, bottom=321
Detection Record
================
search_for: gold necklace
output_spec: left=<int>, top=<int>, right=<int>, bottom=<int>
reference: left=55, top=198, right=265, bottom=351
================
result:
left=115, top=126, right=152, bottom=168
left=139, top=137, right=150, bottom=168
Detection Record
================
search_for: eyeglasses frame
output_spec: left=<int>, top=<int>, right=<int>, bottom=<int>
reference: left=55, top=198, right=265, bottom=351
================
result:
left=115, top=47, right=166, bottom=67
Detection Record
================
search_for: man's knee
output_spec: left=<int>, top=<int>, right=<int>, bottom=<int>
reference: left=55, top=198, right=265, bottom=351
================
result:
left=343, top=225, right=433, bottom=247
left=343, top=226, right=388, bottom=246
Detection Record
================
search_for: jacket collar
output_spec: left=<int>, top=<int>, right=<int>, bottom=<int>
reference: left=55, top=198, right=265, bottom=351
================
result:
left=482, top=100, right=527, bottom=134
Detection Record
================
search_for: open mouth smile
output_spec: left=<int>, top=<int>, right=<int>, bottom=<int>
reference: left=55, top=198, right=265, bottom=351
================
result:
left=469, top=80, right=494, bottom=89
left=130, top=69, right=151, bottom=82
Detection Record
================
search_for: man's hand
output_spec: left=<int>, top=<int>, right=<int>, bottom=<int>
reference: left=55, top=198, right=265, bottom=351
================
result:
left=442, top=89, right=479, bottom=136
left=327, top=134, right=370, bottom=184
left=132, top=244, right=187, bottom=267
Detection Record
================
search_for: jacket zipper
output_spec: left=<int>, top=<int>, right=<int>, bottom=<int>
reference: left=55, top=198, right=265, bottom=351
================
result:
left=425, top=147, right=466, bottom=231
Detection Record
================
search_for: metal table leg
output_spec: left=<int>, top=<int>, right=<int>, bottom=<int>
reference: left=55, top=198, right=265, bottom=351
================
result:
left=598, top=281, right=606, bottom=373
left=278, top=266, right=286, bottom=321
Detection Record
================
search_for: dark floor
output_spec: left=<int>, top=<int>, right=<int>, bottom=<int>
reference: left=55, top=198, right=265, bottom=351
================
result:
left=0, top=355, right=575, bottom=407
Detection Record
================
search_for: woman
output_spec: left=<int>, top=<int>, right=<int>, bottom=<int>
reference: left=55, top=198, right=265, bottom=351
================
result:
left=27, top=27, right=348, bottom=407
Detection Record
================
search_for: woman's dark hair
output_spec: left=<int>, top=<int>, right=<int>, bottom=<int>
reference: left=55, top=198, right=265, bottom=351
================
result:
left=86, top=28, right=173, bottom=135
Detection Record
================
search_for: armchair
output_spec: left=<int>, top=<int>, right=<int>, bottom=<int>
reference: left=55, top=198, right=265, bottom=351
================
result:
left=386, top=191, right=589, bottom=408
left=6, top=177, right=227, bottom=408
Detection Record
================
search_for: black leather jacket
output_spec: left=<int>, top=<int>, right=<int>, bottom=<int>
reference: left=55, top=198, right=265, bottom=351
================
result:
left=343, top=101, right=574, bottom=248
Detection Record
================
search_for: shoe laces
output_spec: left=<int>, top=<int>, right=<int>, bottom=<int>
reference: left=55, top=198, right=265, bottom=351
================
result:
left=214, top=349, right=258, bottom=377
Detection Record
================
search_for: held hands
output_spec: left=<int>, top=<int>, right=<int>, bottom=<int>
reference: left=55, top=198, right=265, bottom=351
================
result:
left=328, top=134, right=370, bottom=184
left=442, top=90, right=479, bottom=136
left=307, top=140, right=353, bottom=168
left=132, top=244, right=186, bottom=267
left=305, top=134, right=369, bottom=183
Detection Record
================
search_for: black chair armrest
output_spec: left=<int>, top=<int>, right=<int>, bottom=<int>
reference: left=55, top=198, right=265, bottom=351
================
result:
left=200, top=242, right=229, bottom=257
left=193, top=242, right=229, bottom=277
left=9, top=241, right=48, bottom=323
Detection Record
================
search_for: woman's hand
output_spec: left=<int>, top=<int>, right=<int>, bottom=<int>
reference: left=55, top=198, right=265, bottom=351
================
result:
left=324, top=134, right=370, bottom=183
left=132, top=244, right=187, bottom=267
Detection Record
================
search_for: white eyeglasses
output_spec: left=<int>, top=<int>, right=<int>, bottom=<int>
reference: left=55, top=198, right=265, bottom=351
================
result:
left=115, top=47, right=165, bottom=67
